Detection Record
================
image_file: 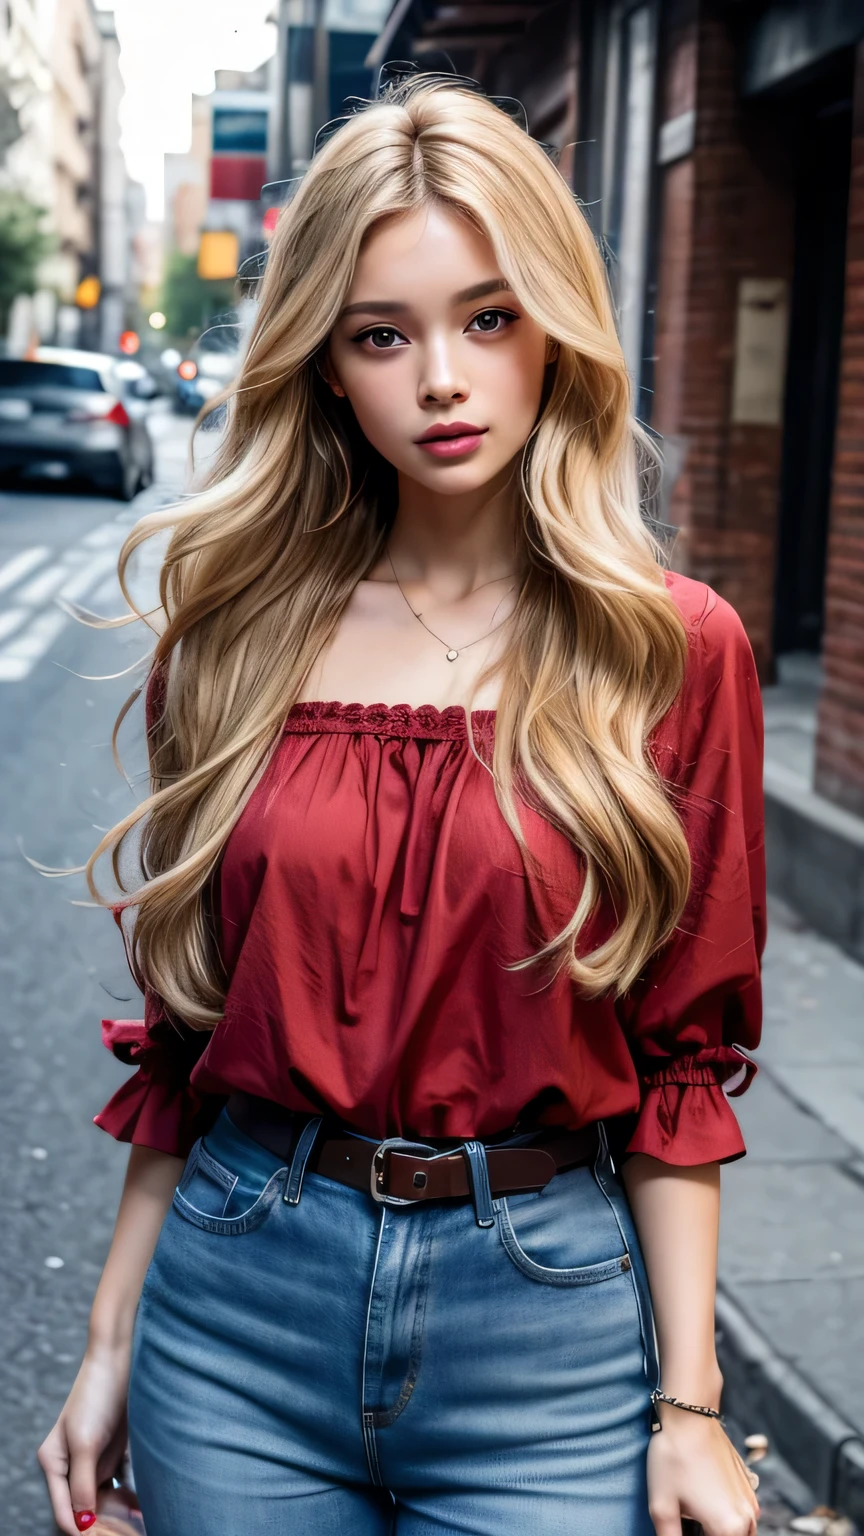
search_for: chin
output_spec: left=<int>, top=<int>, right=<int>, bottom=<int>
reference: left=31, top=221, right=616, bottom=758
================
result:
left=409, top=449, right=515, bottom=492
left=417, top=466, right=499, bottom=495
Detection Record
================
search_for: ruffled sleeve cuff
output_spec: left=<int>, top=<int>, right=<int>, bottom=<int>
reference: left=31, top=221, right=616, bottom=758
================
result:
left=93, top=1017, right=224, bottom=1160
left=624, top=1046, right=758, bottom=1166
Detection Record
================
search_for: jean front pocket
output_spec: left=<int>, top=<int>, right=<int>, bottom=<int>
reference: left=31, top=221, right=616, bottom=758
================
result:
left=172, top=1133, right=286, bottom=1236
left=497, top=1162, right=633, bottom=1286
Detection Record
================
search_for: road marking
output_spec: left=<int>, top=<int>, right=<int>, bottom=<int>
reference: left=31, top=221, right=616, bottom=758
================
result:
left=85, top=576, right=125, bottom=612
left=0, top=607, right=27, bottom=640
left=0, top=546, right=50, bottom=593
left=0, top=608, right=68, bottom=680
left=81, top=522, right=125, bottom=549
left=0, top=520, right=140, bottom=680
left=58, top=551, right=119, bottom=603
left=17, top=563, right=69, bottom=606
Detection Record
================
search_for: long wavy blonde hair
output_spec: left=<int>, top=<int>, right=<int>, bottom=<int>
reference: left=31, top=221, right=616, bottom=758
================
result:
left=81, top=74, right=691, bottom=1030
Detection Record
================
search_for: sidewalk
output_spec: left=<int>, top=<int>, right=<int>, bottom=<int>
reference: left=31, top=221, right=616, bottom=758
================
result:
left=717, top=890, right=864, bottom=1524
left=762, top=655, right=864, bottom=964
left=731, top=658, right=864, bottom=1523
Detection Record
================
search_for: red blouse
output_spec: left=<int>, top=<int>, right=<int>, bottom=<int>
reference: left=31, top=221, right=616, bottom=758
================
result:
left=95, top=571, right=766, bottom=1167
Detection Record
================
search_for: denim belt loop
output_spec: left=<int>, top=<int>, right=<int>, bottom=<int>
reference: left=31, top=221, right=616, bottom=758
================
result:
left=283, top=1116, right=323, bottom=1205
left=595, top=1119, right=615, bottom=1177
left=462, top=1140, right=496, bottom=1228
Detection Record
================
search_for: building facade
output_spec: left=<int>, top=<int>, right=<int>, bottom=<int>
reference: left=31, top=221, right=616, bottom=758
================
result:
left=49, top=0, right=101, bottom=326
left=1, top=0, right=137, bottom=351
left=164, top=93, right=211, bottom=258
left=94, top=8, right=128, bottom=351
left=269, top=0, right=391, bottom=182
left=369, top=0, right=864, bottom=829
left=165, top=65, right=276, bottom=280
left=0, top=0, right=55, bottom=215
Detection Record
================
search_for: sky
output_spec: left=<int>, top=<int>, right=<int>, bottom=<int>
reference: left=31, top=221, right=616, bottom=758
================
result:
left=94, top=0, right=276, bottom=220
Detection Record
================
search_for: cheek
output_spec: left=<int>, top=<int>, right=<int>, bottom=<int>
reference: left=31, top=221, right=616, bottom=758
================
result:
left=339, top=357, right=407, bottom=456
left=481, top=341, right=547, bottom=440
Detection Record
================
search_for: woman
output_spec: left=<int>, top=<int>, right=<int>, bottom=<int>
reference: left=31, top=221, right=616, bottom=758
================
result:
left=39, top=74, right=765, bottom=1536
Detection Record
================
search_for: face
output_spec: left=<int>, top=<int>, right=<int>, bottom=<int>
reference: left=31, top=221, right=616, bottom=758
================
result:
left=323, top=203, right=552, bottom=497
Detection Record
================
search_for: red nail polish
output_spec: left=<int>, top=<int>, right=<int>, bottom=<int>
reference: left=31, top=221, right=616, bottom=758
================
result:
left=74, top=1513, right=97, bottom=1531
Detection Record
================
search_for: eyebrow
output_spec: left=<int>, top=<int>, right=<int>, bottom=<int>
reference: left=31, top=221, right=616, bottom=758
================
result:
left=338, top=277, right=514, bottom=320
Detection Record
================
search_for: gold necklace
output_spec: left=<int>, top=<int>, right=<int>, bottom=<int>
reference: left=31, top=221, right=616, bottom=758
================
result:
left=385, top=545, right=516, bottom=662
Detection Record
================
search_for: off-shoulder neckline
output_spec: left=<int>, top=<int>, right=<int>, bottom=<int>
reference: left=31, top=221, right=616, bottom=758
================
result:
left=283, top=699, right=497, bottom=741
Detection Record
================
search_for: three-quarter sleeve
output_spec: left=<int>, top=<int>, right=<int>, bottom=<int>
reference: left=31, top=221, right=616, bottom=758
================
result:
left=93, top=969, right=222, bottom=1158
left=615, top=584, right=766, bottom=1166
left=93, top=660, right=225, bottom=1158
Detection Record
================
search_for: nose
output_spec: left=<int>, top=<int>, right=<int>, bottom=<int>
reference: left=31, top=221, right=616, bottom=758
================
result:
left=418, top=333, right=469, bottom=405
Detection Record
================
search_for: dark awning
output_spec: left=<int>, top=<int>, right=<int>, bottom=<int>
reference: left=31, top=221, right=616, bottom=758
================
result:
left=366, top=0, right=548, bottom=74
left=740, top=0, right=864, bottom=96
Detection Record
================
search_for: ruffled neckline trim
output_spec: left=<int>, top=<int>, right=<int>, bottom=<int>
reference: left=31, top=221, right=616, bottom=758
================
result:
left=283, top=699, right=497, bottom=741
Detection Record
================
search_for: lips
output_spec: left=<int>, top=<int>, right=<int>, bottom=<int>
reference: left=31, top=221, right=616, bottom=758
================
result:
left=414, top=421, right=489, bottom=459
left=415, top=421, right=487, bottom=443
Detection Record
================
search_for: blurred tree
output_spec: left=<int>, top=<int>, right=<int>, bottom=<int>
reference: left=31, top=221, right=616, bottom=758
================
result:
left=159, top=250, right=236, bottom=340
left=0, top=191, right=54, bottom=329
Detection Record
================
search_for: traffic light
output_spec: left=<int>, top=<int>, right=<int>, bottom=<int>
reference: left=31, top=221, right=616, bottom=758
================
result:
left=75, top=276, right=101, bottom=309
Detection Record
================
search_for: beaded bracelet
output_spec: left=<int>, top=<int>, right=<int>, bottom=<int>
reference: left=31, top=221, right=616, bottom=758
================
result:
left=650, top=1388, right=726, bottom=1432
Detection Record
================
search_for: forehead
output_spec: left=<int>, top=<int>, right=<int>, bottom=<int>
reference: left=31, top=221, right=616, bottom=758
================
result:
left=347, top=204, right=498, bottom=297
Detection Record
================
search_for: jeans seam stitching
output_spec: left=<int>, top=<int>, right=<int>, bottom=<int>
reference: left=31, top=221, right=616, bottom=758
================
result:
left=220, top=1173, right=239, bottom=1219
left=173, top=1168, right=286, bottom=1231
left=197, top=1142, right=239, bottom=1192
left=499, top=1198, right=629, bottom=1285
left=361, top=1208, right=388, bottom=1486
left=592, top=1151, right=656, bottom=1382
left=371, top=1220, right=433, bottom=1427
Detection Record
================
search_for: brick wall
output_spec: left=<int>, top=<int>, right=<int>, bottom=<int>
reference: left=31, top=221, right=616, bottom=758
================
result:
left=814, top=43, right=864, bottom=816
left=652, top=0, right=697, bottom=454
left=652, top=1, right=795, bottom=677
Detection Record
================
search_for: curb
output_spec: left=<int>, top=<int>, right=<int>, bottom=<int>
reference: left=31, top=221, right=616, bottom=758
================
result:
left=764, top=766, right=864, bottom=965
left=715, top=1286, right=864, bottom=1526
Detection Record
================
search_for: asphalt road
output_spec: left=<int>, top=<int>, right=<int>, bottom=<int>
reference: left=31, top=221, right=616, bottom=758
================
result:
left=0, top=410, right=192, bottom=1526
left=0, top=409, right=818, bottom=1532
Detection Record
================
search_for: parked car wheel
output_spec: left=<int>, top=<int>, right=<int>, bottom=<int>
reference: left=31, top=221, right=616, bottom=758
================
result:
left=108, top=460, right=138, bottom=501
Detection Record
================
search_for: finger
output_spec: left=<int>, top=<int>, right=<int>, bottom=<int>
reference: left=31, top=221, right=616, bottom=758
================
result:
left=37, top=1433, right=79, bottom=1536
left=649, top=1504, right=683, bottom=1536
left=68, top=1437, right=99, bottom=1531
left=96, top=1420, right=129, bottom=1489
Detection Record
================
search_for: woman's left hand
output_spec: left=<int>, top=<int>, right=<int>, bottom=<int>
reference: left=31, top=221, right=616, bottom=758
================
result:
left=647, top=1410, right=761, bottom=1536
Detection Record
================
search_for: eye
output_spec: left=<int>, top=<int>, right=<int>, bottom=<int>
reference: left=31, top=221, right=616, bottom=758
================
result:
left=353, top=326, right=408, bottom=350
left=467, top=308, right=519, bottom=334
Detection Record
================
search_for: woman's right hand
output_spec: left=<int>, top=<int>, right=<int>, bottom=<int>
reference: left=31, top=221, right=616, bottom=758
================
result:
left=37, top=1145, right=184, bottom=1531
left=38, top=1342, right=131, bottom=1534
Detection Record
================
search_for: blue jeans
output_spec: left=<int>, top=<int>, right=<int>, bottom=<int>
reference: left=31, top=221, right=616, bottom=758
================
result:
left=128, top=1107, right=660, bottom=1535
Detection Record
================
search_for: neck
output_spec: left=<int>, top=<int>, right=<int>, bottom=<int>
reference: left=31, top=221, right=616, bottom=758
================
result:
left=388, top=460, right=521, bottom=597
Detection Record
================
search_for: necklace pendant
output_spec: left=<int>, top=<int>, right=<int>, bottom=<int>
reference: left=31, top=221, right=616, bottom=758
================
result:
left=446, top=649, right=459, bottom=662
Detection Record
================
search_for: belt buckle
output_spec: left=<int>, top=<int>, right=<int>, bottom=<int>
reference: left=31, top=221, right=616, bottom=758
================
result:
left=370, top=1137, right=438, bottom=1208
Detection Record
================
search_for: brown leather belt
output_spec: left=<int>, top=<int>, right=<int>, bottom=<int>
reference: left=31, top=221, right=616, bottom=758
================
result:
left=226, top=1092, right=599, bottom=1207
